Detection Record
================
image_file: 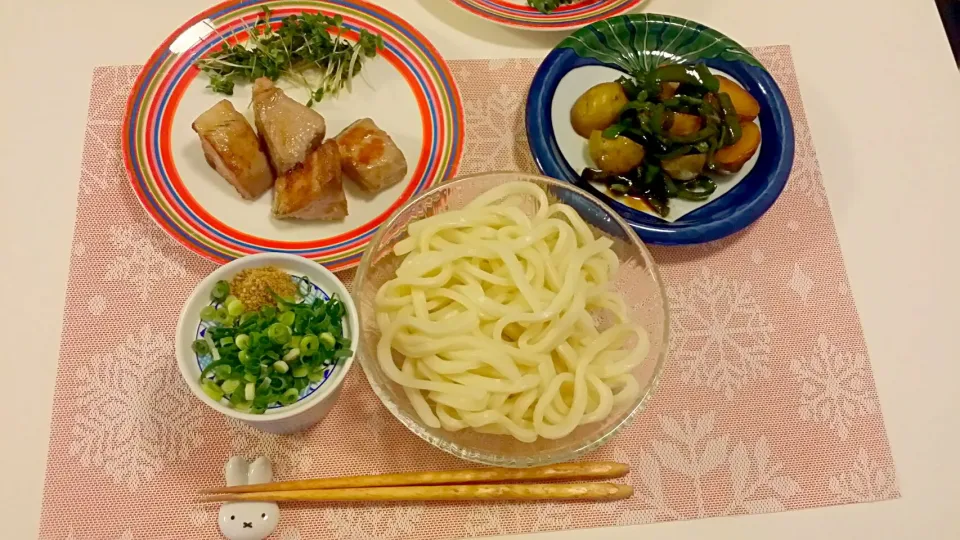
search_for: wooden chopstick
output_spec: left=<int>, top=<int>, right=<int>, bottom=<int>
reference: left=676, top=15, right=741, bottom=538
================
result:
left=200, top=461, right=628, bottom=494
left=200, top=482, right=633, bottom=503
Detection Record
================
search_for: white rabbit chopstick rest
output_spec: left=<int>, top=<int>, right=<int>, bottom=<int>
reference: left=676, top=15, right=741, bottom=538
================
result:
left=218, top=457, right=280, bottom=540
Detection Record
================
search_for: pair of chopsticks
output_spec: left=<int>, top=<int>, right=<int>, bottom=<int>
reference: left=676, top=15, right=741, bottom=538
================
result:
left=200, top=461, right=632, bottom=503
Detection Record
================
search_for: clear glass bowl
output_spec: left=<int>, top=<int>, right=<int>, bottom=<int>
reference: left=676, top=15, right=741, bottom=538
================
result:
left=353, top=172, right=669, bottom=466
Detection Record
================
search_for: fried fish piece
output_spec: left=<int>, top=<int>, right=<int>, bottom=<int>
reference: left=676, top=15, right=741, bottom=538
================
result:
left=252, top=77, right=327, bottom=175
left=192, top=100, right=274, bottom=200
left=334, top=118, right=408, bottom=193
left=272, top=140, right=348, bottom=220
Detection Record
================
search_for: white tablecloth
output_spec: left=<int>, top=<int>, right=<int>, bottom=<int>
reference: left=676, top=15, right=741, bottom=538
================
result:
left=1, top=1, right=958, bottom=538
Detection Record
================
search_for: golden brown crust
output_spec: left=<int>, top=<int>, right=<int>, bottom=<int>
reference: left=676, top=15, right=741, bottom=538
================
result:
left=272, top=140, right=347, bottom=220
left=192, top=99, right=274, bottom=199
left=335, top=118, right=407, bottom=193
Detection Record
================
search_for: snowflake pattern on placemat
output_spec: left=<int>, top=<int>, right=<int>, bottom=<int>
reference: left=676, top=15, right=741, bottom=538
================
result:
left=828, top=448, right=899, bottom=503
left=104, top=224, right=187, bottom=301
left=667, top=267, right=773, bottom=399
left=79, top=65, right=141, bottom=196
left=68, top=325, right=204, bottom=492
left=791, top=333, right=878, bottom=440
left=227, top=420, right=315, bottom=479
left=320, top=504, right=425, bottom=540
left=38, top=51, right=898, bottom=540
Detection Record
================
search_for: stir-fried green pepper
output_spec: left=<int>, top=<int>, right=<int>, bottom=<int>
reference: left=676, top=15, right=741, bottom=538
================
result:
left=676, top=176, right=718, bottom=201
left=642, top=64, right=721, bottom=95
left=669, top=125, right=719, bottom=144
left=717, top=92, right=743, bottom=145
left=579, top=62, right=758, bottom=216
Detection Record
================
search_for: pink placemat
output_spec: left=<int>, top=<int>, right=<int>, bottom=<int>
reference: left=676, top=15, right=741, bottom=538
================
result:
left=39, top=47, right=898, bottom=540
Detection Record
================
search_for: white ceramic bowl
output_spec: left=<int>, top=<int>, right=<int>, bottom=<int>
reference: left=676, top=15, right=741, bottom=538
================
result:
left=175, top=253, right=359, bottom=434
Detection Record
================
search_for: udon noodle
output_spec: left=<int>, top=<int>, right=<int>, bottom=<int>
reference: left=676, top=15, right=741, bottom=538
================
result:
left=374, top=182, right=649, bottom=442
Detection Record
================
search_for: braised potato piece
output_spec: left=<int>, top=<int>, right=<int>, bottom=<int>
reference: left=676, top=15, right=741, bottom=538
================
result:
left=717, top=75, right=760, bottom=121
left=661, top=153, right=707, bottom=181
left=714, top=121, right=761, bottom=172
left=588, top=130, right=645, bottom=174
left=659, top=82, right=680, bottom=101
left=668, top=113, right=702, bottom=137
left=571, top=82, right=629, bottom=138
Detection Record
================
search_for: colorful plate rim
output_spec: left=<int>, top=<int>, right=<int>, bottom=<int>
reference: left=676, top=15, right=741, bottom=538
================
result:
left=450, top=0, right=644, bottom=31
left=525, top=14, right=796, bottom=245
left=123, top=0, right=465, bottom=271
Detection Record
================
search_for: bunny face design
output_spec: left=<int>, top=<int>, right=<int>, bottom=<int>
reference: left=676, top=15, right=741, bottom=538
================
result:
left=218, top=456, right=280, bottom=540
left=218, top=502, right=279, bottom=540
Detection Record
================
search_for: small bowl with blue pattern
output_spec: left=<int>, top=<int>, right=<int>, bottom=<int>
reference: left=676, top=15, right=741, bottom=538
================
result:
left=175, top=253, right=358, bottom=434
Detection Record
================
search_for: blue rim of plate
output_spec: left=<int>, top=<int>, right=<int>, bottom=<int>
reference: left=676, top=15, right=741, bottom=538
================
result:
left=526, top=14, right=795, bottom=245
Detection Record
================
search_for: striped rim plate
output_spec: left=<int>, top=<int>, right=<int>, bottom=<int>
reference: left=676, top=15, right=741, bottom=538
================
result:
left=450, top=0, right=644, bottom=31
left=124, top=0, right=464, bottom=271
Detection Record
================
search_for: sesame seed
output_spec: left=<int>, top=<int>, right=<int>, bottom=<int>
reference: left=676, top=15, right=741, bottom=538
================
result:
left=229, top=266, right=298, bottom=311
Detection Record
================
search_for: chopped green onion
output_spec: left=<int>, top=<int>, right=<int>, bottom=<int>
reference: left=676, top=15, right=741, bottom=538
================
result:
left=213, top=365, right=232, bottom=380
left=221, top=379, right=241, bottom=394
left=203, top=333, right=220, bottom=361
left=211, top=280, right=230, bottom=302
left=201, top=379, right=225, bottom=401
left=226, top=298, right=245, bottom=317
left=280, top=388, right=300, bottom=405
left=267, top=323, right=291, bottom=344
left=278, top=311, right=295, bottom=326
left=192, top=339, right=211, bottom=356
left=301, top=335, right=319, bottom=355
left=292, top=365, right=309, bottom=378
left=200, top=306, right=217, bottom=321
left=195, top=274, right=348, bottom=414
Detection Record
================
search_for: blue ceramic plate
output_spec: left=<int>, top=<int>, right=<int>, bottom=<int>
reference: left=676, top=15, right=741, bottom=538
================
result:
left=526, top=14, right=795, bottom=245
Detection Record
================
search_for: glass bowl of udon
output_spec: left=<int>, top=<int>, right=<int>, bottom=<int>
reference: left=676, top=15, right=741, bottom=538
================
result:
left=354, top=172, right=669, bottom=466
